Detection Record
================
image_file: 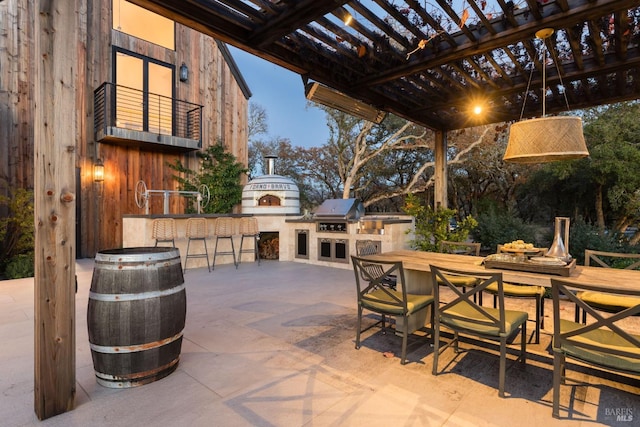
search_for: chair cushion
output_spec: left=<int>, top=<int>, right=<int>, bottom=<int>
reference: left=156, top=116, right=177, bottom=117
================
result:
left=361, top=289, right=434, bottom=315
left=557, top=319, right=640, bottom=373
left=436, top=274, right=479, bottom=288
left=440, top=301, right=528, bottom=337
left=485, top=282, right=545, bottom=298
left=577, top=291, right=640, bottom=312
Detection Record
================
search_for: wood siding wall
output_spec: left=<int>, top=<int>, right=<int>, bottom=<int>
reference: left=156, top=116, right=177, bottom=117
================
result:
left=0, top=0, right=249, bottom=257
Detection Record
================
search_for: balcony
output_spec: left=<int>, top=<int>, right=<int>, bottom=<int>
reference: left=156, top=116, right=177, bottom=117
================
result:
left=94, top=82, right=202, bottom=151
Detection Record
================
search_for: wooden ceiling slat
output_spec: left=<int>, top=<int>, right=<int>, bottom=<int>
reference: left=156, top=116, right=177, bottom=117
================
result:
left=466, top=0, right=497, bottom=36
left=434, top=0, right=477, bottom=43
left=249, top=0, right=350, bottom=46
left=349, top=1, right=412, bottom=50
left=587, top=20, right=606, bottom=66
left=403, top=0, right=457, bottom=47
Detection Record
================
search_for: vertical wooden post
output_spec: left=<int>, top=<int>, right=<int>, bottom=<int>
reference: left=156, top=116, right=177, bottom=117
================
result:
left=434, top=130, right=448, bottom=209
left=34, top=0, right=78, bottom=419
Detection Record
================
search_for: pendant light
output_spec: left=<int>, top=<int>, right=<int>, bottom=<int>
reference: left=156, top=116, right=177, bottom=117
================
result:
left=503, top=29, right=589, bottom=163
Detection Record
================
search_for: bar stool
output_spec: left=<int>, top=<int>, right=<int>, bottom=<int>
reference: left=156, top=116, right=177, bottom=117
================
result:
left=152, top=218, right=176, bottom=247
left=212, top=217, right=237, bottom=269
left=184, top=218, right=211, bottom=272
left=237, top=217, right=260, bottom=267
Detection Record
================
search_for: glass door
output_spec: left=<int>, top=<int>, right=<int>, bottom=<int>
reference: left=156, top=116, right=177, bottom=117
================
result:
left=114, top=49, right=173, bottom=135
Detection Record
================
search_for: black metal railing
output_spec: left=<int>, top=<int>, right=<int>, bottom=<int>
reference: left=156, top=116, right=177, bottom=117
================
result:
left=94, top=82, right=202, bottom=146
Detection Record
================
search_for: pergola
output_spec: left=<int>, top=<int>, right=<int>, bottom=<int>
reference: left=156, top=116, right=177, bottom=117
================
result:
left=131, top=0, right=640, bottom=206
left=133, top=0, right=640, bottom=131
left=33, top=0, right=640, bottom=420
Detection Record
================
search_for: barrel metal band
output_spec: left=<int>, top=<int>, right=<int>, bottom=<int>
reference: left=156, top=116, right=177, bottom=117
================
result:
left=89, top=331, right=184, bottom=354
left=94, top=258, right=181, bottom=271
left=95, top=356, right=180, bottom=387
left=89, top=283, right=185, bottom=302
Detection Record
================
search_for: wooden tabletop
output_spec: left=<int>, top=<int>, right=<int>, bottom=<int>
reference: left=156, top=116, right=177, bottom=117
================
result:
left=360, top=250, right=640, bottom=293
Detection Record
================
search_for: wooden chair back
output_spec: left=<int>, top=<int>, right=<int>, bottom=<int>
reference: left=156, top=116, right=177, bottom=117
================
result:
left=584, top=249, right=640, bottom=270
left=439, top=241, right=480, bottom=256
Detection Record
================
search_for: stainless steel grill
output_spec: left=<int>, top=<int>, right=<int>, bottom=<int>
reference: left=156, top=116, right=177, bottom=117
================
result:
left=313, top=198, right=364, bottom=220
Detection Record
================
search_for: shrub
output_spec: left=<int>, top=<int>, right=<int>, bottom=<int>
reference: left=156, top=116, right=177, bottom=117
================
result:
left=402, top=193, right=478, bottom=252
left=471, top=206, right=537, bottom=253
left=5, top=252, right=34, bottom=279
left=567, top=217, right=634, bottom=264
left=169, top=143, right=248, bottom=214
left=0, top=187, right=34, bottom=278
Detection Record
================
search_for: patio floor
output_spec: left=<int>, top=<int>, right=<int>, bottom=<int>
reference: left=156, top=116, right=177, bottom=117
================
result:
left=1, top=258, right=638, bottom=426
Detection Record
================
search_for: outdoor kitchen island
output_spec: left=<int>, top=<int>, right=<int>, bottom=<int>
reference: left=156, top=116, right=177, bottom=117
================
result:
left=121, top=199, right=413, bottom=271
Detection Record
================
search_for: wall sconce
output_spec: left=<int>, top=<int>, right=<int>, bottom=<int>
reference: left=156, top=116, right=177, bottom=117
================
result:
left=179, top=62, right=188, bottom=82
left=93, top=159, right=104, bottom=182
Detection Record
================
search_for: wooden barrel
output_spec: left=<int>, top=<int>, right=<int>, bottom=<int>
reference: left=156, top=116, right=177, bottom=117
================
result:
left=87, top=247, right=186, bottom=388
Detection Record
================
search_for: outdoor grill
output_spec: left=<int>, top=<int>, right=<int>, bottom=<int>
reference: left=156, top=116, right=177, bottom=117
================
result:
left=314, top=198, right=364, bottom=220
left=313, top=198, right=364, bottom=233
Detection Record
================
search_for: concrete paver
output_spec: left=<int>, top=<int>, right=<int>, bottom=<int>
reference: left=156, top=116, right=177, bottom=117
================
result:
left=1, top=259, right=638, bottom=426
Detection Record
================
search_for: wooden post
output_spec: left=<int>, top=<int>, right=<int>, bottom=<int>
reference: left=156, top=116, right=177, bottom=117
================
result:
left=34, top=0, right=78, bottom=419
left=434, top=130, right=448, bottom=209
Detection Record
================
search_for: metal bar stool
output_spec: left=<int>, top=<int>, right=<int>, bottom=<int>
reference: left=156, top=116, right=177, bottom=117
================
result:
left=184, top=217, right=211, bottom=272
left=152, top=218, right=177, bottom=247
left=212, top=217, right=237, bottom=269
left=237, top=217, right=260, bottom=267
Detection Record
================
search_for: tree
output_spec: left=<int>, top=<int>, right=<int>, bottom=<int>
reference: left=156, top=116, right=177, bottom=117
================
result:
left=311, top=106, right=496, bottom=209
left=249, top=138, right=324, bottom=211
left=248, top=102, right=268, bottom=141
left=169, top=144, right=248, bottom=213
left=581, top=102, right=640, bottom=236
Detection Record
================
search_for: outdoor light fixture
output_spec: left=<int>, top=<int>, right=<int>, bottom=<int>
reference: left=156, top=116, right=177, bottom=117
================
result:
left=503, top=29, right=589, bottom=163
left=305, top=82, right=387, bottom=124
left=179, top=62, right=188, bottom=82
left=93, top=159, right=104, bottom=182
left=343, top=12, right=353, bottom=26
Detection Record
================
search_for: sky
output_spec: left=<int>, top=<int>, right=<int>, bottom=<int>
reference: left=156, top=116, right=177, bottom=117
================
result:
left=229, top=47, right=330, bottom=149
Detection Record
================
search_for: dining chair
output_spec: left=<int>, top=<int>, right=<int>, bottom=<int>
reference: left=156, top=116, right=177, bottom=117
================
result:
left=438, top=240, right=481, bottom=299
left=430, top=264, right=528, bottom=397
left=355, top=240, right=396, bottom=289
left=482, top=244, right=546, bottom=343
left=550, top=278, right=640, bottom=418
left=577, top=250, right=640, bottom=323
left=351, top=255, right=434, bottom=365
left=212, top=217, right=237, bottom=269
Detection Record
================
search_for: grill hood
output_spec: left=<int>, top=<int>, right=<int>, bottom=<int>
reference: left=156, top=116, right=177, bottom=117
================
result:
left=314, top=198, right=364, bottom=220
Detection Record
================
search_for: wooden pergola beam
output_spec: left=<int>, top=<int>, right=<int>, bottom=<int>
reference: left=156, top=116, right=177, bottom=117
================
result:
left=34, top=0, right=77, bottom=419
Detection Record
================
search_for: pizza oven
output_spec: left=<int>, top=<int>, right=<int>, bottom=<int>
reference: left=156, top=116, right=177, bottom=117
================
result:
left=242, top=156, right=300, bottom=215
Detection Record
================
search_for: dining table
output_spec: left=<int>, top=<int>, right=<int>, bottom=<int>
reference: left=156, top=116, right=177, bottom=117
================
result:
left=359, top=249, right=640, bottom=334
